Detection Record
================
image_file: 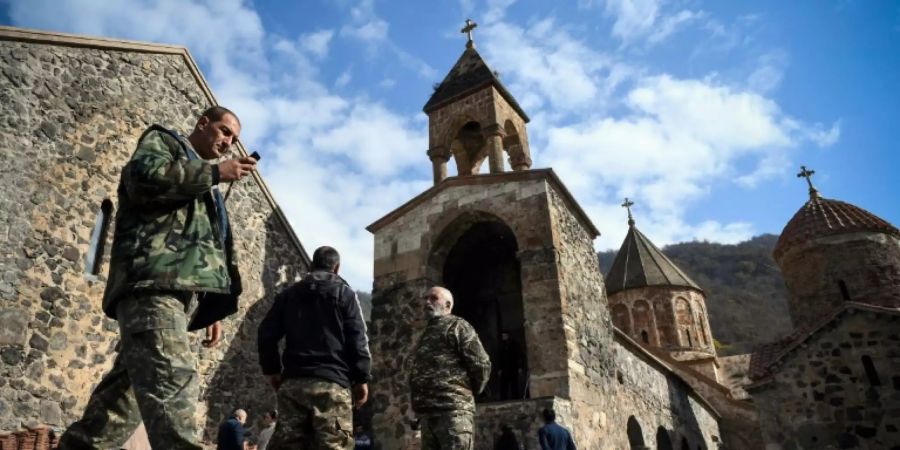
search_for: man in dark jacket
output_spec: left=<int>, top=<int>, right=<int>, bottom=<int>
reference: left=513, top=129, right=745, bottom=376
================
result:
left=60, top=106, right=257, bottom=450
left=217, top=409, right=248, bottom=450
left=538, top=409, right=576, bottom=450
left=258, top=246, right=371, bottom=449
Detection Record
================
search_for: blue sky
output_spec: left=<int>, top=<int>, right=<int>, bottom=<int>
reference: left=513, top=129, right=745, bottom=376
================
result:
left=2, top=0, right=898, bottom=290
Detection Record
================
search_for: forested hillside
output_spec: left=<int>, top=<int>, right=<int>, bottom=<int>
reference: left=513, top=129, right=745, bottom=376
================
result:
left=598, top=234, right=793, bottom=355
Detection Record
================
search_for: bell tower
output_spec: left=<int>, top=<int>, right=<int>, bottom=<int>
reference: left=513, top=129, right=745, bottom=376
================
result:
left=423, top=19, right=532, bottom=184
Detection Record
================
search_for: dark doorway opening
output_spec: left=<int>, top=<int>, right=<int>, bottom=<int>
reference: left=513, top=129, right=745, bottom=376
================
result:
left=656, top=427, right=673, bottom=450
left=627, top=416, right=645, bottom=449
left=443, top=220, right=527, bottom=402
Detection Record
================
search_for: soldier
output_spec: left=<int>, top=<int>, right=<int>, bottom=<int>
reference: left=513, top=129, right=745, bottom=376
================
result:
left=258, top=246, right=371, bottom=450
left=410, top=286, right=492, bottom=450
left=59, top=106, right=256, bottom=450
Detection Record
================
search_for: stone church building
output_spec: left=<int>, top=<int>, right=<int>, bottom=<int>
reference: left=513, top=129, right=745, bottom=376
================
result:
left=366, top=40, right=721, bottom=449
left=747, top=177, right=900, bottom=449
left=1, top=22, right=897, bottom=450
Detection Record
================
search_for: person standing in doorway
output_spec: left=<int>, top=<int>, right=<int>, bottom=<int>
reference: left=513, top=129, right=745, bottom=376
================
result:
left=410, top=286, right=491, bottom=450
left=258, top=246, right=371, bottom=449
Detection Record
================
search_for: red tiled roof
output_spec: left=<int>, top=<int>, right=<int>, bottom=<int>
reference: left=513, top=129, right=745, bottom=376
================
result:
left=774, top=195, right=899, bottom=260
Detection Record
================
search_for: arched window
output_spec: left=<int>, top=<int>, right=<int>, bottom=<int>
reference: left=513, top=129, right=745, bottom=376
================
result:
left=626, top=416, right=645, bottom=449
left=656, top=427, right=673, bottom=450
left=681, top=437, right=690, bottom=450
left=85, top=199, right=113, bottom=275
left=838, top=280, right=851, bottom=301
left=862, top=355, right=880, bottom=386
left=641, top=330, right=649, bottom=344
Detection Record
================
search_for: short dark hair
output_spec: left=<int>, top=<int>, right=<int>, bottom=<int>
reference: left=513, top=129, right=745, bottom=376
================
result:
left=312, top=246, right=340, bottom=271
left=200, top=105, right=240, bottom=126
left=542, top=408, right=556, bottom=423
left=268, top=410, right=278, bottom=420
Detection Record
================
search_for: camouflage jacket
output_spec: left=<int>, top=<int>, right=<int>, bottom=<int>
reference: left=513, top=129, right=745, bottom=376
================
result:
left=410, top=314, right=491, bottom=414
left=102, top=125, right=242, bottom=331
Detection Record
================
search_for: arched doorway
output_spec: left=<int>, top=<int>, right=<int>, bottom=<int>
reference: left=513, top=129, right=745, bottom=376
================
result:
left=626, top=416, right=645, bottom=449
left=440, top=219, right=527, bottom=402
left=656, top=427, right=674, bottom=450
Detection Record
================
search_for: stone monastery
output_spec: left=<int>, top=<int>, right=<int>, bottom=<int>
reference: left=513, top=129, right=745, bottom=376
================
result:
left=1, top=23, right=898, bottom=450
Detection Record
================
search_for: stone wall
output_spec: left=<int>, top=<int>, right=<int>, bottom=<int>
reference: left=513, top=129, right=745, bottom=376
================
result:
left=608, top=286, right=715, bottom=357
left=750, top=310, right=900, bottom=449
left=0, top=35, right=308, bottom=439
left=777, top=232, right=900, bottom=325
left=367, top=171, right=721, bottom=449
left=608, top=337, right=721, bottom=449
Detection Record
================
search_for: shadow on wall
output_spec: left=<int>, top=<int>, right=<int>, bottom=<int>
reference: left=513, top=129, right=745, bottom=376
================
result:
left=201, top=213, right=306, bottom=441
left=665, top=375, right=706, bottom=450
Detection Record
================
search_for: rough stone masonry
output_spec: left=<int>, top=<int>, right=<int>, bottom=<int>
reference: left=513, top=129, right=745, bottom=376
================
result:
left=0, top=28, right=309, bottom=440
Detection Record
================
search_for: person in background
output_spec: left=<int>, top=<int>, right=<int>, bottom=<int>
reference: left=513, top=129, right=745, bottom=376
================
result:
left=217, top=409, right=248, bottom=450
left=537, top=409, right=576, bottom=450
left=256, top=410, right=277, bottom=450
left=258, top=246, right=371, bottom=449
left=409, top=286, right=491, bottom=450
left=494, top=424, right=522, bottom=450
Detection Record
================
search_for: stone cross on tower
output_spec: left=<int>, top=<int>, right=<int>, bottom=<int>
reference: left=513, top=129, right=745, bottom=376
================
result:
left=796, top=165, right=819, bottom=198
left=622, top=197, right=635, bottom=227
left=461, top=19, right=477, bottom=48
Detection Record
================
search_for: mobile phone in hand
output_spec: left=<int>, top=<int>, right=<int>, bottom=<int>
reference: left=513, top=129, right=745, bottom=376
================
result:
left=250, top=151, right=261, bottom=161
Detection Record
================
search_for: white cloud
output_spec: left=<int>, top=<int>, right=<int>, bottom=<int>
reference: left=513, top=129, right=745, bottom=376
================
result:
left=602, top=0, right=700, bottom=45
left=301, top=29, right=335, bottom=58
left=340, top=0, right=390, bottom=43
left=335, top=69, right=353, bottom=88
left=746, top=50, right=788, bottom=93
left=5, top=0, right=432, bottom=289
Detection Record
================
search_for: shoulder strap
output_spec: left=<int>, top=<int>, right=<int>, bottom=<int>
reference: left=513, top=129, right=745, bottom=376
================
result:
left=138, top=124, right=197, bottom=160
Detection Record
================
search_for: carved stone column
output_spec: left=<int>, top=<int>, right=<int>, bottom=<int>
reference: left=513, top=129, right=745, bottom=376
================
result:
left=427, top=147, right=450, bottom=184
left=484, top=124, right=505, bottom=174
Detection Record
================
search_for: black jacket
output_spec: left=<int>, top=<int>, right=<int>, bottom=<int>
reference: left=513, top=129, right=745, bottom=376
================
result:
left=258, top=270, right=371, bottom=387
left=216, top=417, right=244, bottom=450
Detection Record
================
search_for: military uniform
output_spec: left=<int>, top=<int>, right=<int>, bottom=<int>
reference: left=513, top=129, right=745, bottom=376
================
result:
left=258, top=271, right=371, bottom=450
left=60, top=126, right=242, bottom=450
left=410, top=314, right=491, bottom=450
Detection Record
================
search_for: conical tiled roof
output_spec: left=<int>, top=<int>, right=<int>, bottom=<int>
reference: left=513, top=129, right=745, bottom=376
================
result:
left=606, top=225, right=702, bottom=295
left=773, top=195, right=899, bottom=260
left=422, top=46, right=528, bottom=121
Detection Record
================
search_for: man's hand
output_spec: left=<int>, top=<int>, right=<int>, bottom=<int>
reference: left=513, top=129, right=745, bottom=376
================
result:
left=266, top=374, right=282, bottom=391
left=218, top=156, right=257, bottom=182
left=202, top=321, right=222, bottom=348
left=352, top=383, right=368, bottom=409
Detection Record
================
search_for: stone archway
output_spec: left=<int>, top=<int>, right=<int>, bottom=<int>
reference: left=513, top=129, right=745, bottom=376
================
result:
left=429, top=213, right=528, bottom=402
left=627, top=416, right=646, bottom=449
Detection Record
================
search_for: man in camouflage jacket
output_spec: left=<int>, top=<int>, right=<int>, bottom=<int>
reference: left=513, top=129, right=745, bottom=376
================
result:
left=60, top=106, right=258, bottom=450
left=410, top=286, right=492, bottom=450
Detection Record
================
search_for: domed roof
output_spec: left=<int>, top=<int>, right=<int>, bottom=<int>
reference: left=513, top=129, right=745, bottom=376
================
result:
left=606, top=224, right=702, bottom=296
left=774, top=194, right=899, bottom=260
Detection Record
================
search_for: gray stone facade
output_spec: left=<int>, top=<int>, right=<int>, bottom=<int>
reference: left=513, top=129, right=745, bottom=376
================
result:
left=0, top=30, right=309, bottom=440
left=749, top=309, right=900, bottom=449
left=366, top=171, right=721, bottom=449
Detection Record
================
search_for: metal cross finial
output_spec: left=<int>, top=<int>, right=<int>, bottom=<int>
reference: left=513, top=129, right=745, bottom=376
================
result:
left=796, top=165, right=819, bottom=199
left=461, top=19, right=478, bottom=48
left=622, top=197, right=635, bottom=227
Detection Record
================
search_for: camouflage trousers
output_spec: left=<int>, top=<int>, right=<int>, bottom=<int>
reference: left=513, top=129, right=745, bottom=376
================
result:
left=268, top=377, right=353, bottom=450
left=420, top=411, right=474, bottom=450
left=59, top=291, right=202, bottom=450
